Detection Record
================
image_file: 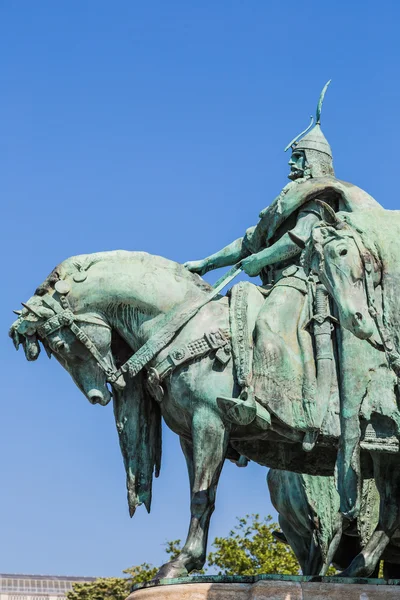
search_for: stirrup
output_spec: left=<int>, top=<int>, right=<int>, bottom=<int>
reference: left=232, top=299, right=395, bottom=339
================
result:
left=217, top=393, right=270, bottom=430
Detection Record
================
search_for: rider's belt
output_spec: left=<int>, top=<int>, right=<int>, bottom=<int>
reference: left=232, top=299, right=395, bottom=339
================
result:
left=272, top=276, right=308, bottom=295
left=153, top=328, right=231, bottom=380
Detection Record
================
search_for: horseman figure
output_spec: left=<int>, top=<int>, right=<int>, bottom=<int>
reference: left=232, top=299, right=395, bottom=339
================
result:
left=185, top=82, right=337, bottom=441
left=185, top=81, right=381, bottom=516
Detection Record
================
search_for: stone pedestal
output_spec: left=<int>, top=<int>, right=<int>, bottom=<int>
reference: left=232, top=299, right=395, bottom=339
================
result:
left=128, top=575, right=400, bottom=600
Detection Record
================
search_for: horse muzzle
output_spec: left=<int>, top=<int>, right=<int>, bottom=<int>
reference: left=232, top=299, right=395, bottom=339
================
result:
left=87, top=388, right=112, bottom=406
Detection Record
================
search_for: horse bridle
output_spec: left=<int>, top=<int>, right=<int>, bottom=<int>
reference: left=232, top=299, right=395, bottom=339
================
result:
left=33, top=286, right=230, bottom=388
left=36, top=293, right=125, bottom=385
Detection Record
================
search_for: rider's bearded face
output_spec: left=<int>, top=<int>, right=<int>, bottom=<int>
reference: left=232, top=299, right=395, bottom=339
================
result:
left=288, top=150, right=306, bottom=180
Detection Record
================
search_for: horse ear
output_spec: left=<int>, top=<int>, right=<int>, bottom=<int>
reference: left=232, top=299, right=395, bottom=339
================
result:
left=316, top=200, right=345, bottom=229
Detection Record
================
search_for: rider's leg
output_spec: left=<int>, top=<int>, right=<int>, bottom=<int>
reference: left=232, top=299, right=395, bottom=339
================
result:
left=253, top=286, right=308, bottom=419
left=218, top=285, right=307, bottom=428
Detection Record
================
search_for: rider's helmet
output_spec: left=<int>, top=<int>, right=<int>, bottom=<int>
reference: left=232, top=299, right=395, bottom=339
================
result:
left=285, top=81, right=334, bottom=179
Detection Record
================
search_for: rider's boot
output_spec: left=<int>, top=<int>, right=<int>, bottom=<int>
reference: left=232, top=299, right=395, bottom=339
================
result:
left=217, top=386, right=271, bottom=430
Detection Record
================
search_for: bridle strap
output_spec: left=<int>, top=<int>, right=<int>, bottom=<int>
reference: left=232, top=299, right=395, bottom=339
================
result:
left=38, top=294, right=119, bottom=384
left=68, top=321, right=117, bottom=381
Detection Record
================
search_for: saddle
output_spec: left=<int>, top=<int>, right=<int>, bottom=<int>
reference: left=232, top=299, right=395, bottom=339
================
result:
left=228, top=281, right=267, bottom=390
left=145, top=280, right=341, bottom=442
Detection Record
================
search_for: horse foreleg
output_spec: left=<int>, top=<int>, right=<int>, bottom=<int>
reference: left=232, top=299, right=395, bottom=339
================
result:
left=339, top=455, right=400, bottom=578
left=319, top=524, right=343, bottom=575
left=155, top=407, right=229, bottom=579
left=278, top=515, right=316, bottom=574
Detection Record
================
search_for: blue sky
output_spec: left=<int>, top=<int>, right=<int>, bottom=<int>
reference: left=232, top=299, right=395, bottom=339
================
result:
left=1, top=0, right=400, bottom=578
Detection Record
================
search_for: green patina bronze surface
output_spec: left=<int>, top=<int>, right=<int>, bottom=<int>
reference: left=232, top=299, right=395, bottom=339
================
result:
left=9, top=82, right=400, bottom=582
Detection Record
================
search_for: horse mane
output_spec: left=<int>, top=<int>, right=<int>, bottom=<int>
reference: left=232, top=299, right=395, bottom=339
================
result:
left=303, top=209, right=383, bottom=274
left=34, top=250, right=212, bottom=297
left=339, top=211, right=382, bottom=264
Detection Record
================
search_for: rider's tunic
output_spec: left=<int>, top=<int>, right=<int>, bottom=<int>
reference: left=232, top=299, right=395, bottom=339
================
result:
left=242, top=197, right=337, bottom=434
left=240, top=175, right=383, bottom=519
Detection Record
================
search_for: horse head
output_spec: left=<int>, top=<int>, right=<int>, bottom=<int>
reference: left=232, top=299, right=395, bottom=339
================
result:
left=9, top=294, right=124, bottom=406
left=306, top=207, right=381, bottom=341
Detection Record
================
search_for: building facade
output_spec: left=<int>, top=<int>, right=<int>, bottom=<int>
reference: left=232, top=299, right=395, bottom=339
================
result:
left=0, top=574, right=96, bottom=600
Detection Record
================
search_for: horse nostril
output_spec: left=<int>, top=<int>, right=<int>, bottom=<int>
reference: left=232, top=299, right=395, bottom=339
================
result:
left=87, top=389, right=104, bottom=405
left=355, top=312, right=363, bottom=322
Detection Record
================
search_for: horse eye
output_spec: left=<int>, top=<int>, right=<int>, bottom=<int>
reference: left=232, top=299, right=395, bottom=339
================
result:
left=55, top=340, right=66, bottom=351
left=339, top=249, right=348, bottom=257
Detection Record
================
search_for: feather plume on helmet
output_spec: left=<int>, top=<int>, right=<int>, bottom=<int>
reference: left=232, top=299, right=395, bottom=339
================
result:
left=285, top=80, right=334, bottom=179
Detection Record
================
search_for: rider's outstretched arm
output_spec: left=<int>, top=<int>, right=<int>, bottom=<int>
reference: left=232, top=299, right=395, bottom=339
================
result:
left=240, top=233, right=301, bottom=277
left=255, top=233, right=301, bottom=266
left=241, top=211, right=319, bottom=277
left=184, top=237, right=249, bottom=275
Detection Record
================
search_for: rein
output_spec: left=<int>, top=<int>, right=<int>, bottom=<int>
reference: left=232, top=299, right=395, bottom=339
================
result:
left=37, top=265, right=242, bottom=386
left=38, top=294, right=120, bottom=383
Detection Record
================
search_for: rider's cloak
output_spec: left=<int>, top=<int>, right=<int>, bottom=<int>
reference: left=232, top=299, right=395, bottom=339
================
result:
left=242, top=176, right=388, bottom=520
left=243, top=176, right=381, bottom=254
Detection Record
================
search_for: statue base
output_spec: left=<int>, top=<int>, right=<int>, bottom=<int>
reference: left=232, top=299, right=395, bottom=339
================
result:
left=128, top=575, right=400, bottom=599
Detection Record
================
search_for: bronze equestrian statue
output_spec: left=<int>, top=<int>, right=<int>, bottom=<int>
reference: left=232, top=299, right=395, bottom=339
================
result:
left=9, top=83, right=400, bottom=579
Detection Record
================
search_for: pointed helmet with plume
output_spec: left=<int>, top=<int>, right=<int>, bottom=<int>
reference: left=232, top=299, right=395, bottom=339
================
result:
left=285, top=80, right=334, bottom=177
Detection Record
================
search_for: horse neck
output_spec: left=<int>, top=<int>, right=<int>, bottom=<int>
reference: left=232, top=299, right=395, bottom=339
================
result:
left=66, top=252, right=207, bottom=347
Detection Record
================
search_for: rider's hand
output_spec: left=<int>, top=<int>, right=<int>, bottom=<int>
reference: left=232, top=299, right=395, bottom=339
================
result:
left=183, top=259, right=210, bottom=276
left=240, top=255, right=263, bottom=277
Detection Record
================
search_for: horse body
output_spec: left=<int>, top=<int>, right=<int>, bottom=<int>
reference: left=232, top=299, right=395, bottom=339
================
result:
left=10, top=214, right=400, bottom=579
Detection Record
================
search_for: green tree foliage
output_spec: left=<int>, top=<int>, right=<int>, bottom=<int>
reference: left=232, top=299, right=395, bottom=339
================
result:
left=207, top=514, right=299, bottom=575
left=67, top=564, right=158, bottom=600
left=66, top=538, right=198, bottom=600
left=122, top=564, right=158, bottom=585
left=66, top=515, right=302, bottom=600
left=67, top=577, right=129, bottom=600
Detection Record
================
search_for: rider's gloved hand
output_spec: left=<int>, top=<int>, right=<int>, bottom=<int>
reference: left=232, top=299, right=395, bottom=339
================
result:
left=240, top=254, right=263, bottom=277
left=183, top=259, right=210, bottom=276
